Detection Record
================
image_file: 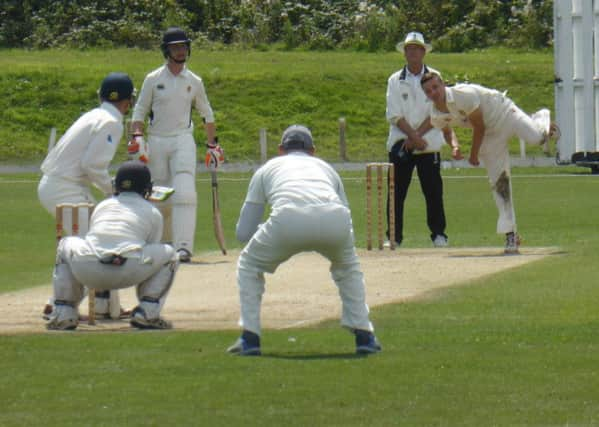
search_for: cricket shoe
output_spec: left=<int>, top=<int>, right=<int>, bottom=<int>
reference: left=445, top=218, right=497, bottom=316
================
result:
left=177, top=248, right=192, bottom=263
left=432, top=234, right=449, bottom=248
left=383, top=240, right=401, bottom=249
left=46, top=301, right=79, bottom=331
left=130, top=305, right=172, bottom=330
left=532, top=108, right=561, bottom=150
left=354, top=329, right=382, bottom=354
left=504, top=232, right=521, bottom=255
left=227, top=330, right=261, bottom=356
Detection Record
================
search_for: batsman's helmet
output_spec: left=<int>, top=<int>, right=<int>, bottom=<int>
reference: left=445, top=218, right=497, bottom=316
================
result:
left=99, top=72, right=135, bottom=103
left=280, top=125, right=315, bottom=151
left=161, top=27, right=192, bottom=58
left=114, top=161, right=153, bottom=199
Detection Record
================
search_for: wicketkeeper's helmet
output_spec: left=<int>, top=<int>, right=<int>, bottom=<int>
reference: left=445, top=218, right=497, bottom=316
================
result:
left=161, top=27, right=192, bottom=58
left=114, top=161, right=153, bottom=199
left=99, top=72, right=135, bottom=103
left=280, top=125, right=315, bottom=151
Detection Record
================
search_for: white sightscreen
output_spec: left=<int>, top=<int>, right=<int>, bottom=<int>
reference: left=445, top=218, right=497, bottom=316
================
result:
left=554, top=0, right=599, bottom=162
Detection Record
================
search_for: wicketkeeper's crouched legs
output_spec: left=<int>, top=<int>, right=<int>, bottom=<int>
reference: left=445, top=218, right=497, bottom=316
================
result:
left=136, top=245, right=179, bottom=315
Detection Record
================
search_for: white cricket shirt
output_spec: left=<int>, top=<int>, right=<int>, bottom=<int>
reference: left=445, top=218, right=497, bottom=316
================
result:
left=132, top=64, right=215, bottom=137
left=40, top=102, right=124, bottom=194
left=244, top=152, right=348, bottom=212
left=85, top=192, right=163, bottom=257
left=430, top=84, right=511, bottom=132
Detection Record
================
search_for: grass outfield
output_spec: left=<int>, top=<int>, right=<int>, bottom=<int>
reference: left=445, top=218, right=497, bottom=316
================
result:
left=1, top=166, right=599, bottom=425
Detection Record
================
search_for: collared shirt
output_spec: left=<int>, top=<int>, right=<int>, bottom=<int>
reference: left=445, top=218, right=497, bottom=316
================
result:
left=429, top=83, right=511, bottom=132
left=40, top=102, right=123, bottom=194
left=385, top=65, right=444, bottom=152
left=132, top=64, right=215, bottom=137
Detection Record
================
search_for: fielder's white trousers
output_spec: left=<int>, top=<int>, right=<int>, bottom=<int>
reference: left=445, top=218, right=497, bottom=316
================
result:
left=147, top=133, right=197, bottom=254
left=478, top=103, right=546, bottom=234
left=53, top=236, right=178, bottom=310
left=236, top=203, right=374, bottom=335
left=38, top=175, right=96, bottom=217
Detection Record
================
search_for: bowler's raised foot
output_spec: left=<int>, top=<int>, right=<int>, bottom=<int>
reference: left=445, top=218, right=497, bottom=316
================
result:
left=504, top=232, right=521, bottom=255
left=354, top=329, right=382, bottom=354
left=227, top=330, right=261, bottom=356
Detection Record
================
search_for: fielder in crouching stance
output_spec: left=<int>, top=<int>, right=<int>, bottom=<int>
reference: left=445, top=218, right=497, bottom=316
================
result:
left=421, top=72, right=559, bottom=254
left=46, top=161, right=178, bottom=330
left=227, top=125, right=381, bottom=356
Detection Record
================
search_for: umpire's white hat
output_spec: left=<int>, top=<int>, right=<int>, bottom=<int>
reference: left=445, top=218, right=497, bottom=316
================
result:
left=396, top=32, right=432, bottom=53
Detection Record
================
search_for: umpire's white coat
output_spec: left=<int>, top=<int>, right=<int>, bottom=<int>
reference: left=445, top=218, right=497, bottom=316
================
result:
left=38, top=102, right=124, bottom=216
left=236, top=151, right=374, bottom=335
left=53, top=192, right=178, bottom=308
left=386, top=65, right=445, bottom=153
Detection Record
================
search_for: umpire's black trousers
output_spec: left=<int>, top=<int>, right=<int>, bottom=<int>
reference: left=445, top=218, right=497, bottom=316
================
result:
left=387, top=141, right=447, bottom=245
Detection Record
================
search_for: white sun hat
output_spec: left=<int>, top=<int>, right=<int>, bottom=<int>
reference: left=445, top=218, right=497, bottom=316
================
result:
left=396, top=32, right=432, bottom=53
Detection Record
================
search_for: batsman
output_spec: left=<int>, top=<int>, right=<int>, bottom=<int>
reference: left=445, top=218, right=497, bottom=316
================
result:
left=38, top=72, right=136, bottom=319
left=130, top=27, right=224, bottom=263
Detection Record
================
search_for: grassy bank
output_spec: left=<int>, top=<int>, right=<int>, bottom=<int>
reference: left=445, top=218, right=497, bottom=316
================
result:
left=1, top=48, right=553, bottom=163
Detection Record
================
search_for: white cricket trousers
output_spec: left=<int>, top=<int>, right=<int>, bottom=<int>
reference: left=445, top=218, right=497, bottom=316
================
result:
left=478, top=102, right=546, bottom=234
left=38, top=175, right=96, bottom=217
left=236, top=203, right=374, bottom=336
left=53, top=236, right=178, bottom=309
left=147, top=133, right=197, bottom=254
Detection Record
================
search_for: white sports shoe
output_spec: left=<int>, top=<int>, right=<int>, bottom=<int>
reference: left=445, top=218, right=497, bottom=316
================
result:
left=532, top=108, right=560, bottom=150
left=46, top=303, right=79, bottom=330
left=432, top=235, right=448, bottom=248
left=177, top=248, right=192, bottom=263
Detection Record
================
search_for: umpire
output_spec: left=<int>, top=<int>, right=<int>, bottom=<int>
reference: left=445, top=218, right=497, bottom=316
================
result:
left=385, top=32, right=461, bottom=247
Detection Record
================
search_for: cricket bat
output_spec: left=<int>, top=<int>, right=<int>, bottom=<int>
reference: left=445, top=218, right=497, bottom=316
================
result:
left=210, top=170, right=227, bottom=255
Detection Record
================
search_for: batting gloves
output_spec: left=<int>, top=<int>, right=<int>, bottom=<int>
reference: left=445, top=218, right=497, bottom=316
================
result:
left=128, top=132, right=149, bottom=164
left=205, top=138, right=224, bottom=169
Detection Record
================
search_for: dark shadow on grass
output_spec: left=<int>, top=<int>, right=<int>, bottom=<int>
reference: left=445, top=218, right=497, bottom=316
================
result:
left=262, top=353, right=369, bottom=360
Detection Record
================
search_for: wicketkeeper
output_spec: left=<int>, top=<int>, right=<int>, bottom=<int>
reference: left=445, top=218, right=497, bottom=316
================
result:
left=46, top=161, right=179, bottom=330
left=227, top=125, right=381, bottom=356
